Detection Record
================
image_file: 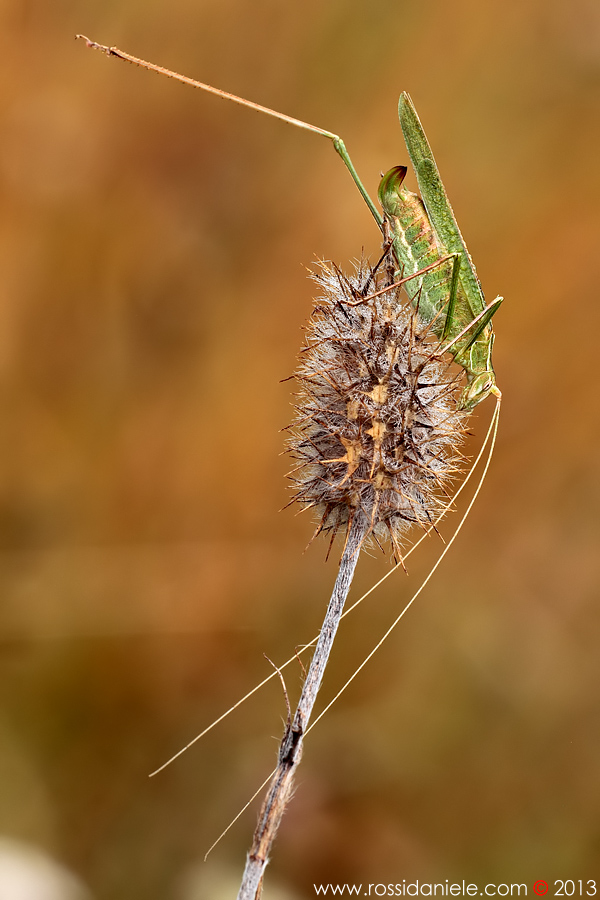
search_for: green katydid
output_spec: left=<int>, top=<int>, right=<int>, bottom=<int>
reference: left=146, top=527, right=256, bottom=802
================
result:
left=75, top=39, right=501, bottom=411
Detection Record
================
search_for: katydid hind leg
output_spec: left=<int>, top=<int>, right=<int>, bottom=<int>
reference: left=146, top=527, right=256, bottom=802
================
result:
left=440, top=253, right=462, bottom=343
left=459, top=296, right=503, bottom=353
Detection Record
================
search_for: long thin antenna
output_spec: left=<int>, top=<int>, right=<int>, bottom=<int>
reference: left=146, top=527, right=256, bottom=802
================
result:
left=203, top=767, right=276, bottom=863
left=307, top=398, right=501, bottom=735
left=204, top=400, right=500, bottom=861
left=148, top=400, right=498, bottom=777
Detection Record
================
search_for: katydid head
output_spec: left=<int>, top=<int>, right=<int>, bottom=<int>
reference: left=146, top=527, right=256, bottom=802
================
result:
left=377, top=166, right=408, bottom=215
left=459, top=372, right=501, bottom=410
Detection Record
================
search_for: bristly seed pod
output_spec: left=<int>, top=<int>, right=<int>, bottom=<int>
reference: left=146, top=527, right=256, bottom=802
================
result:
left=286, top=256, right=468, bottom=562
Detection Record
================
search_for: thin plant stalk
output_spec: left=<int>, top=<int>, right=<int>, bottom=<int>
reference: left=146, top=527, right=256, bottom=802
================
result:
left=237, top=515, right=366, bottom=899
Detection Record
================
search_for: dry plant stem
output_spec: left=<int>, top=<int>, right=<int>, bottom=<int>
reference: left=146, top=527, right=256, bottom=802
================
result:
left=237, top=516, right=366, bottom=900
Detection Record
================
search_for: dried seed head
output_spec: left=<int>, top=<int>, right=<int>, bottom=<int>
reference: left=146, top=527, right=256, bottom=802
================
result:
left=286, top=257, right=468, bottom=559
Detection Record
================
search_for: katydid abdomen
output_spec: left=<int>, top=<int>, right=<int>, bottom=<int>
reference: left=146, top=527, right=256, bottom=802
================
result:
left=379, top=163, right=500, bottom=410
left=378, top=165, right=458, bottom=334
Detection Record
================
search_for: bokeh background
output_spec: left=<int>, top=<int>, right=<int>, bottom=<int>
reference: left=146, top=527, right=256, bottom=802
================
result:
left=1, top=0, right=599, bottom=897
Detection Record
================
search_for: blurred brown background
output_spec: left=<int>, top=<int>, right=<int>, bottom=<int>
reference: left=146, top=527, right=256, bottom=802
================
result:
left=0, top=0, right=599, bottom=897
